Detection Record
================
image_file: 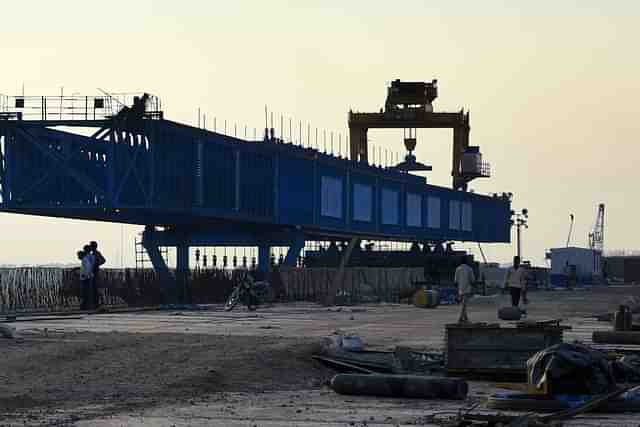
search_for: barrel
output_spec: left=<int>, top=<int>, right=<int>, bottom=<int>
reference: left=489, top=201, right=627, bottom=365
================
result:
left=413, top=289, right=440, bottom=308
left=330, top=374, right=468, bottom=400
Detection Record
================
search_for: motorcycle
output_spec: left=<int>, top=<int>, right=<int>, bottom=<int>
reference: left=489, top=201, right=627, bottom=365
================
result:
left=224, top=272, right=273, bottom=311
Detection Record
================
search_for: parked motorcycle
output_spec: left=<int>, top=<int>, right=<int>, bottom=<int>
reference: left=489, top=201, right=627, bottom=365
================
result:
left=224, top=272, right=273, bottom=311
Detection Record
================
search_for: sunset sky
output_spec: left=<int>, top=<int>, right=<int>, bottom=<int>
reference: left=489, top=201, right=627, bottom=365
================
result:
left=1, top=0, right=638, bottom=267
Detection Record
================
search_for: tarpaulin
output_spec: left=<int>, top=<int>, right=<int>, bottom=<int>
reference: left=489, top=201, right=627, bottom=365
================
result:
left=527, top=343, right=615, bottom=395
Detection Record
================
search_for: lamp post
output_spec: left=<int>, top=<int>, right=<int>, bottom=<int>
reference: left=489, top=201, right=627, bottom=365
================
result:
left=511, top=208, right=529, bottom=260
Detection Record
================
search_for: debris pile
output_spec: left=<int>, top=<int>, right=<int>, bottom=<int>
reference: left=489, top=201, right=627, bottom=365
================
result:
left=441, top=386, right=637, bottom=426
left=527, top=343, right=614, bottom=396
left=315, top=332, right=444, bottom=375
left=483, top=343, right=640, bottom=414
left=314, top=332, right=454, bottom=400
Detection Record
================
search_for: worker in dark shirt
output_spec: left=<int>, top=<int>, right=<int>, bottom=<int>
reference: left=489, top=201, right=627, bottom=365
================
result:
left=89, top=241, right=106, bottom=308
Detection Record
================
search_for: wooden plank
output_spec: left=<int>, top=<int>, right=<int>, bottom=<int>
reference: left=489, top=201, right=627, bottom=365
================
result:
left=446, top=324, right=564, bottom=374
left=2, top=315, right=84, bottom=323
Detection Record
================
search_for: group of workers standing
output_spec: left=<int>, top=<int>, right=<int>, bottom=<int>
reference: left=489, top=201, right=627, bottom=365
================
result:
left=454, top=255, right=527, bottom=323
left=76, top=241, right=106, bottom=310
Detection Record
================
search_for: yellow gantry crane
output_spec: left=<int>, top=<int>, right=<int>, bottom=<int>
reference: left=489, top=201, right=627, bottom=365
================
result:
left=348, top=79, right=490, bottom=191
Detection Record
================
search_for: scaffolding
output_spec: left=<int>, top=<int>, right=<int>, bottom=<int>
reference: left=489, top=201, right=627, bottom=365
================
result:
left=0, top=92, right=162, bottom=121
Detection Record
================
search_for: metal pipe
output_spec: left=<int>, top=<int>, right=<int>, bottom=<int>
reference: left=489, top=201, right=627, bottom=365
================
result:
left=331, top=374, right=467, bottom=400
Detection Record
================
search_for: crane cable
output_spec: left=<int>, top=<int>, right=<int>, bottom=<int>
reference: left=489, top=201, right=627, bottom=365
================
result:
left=566, top=214, right=575, bottom=247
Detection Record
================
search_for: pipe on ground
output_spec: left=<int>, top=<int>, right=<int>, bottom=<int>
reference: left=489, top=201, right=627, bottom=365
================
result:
left=330, top=374, right=468, bottom=399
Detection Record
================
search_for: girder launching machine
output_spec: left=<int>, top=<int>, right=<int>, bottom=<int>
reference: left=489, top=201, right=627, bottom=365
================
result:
left=0, top=82, right=511, bottom=303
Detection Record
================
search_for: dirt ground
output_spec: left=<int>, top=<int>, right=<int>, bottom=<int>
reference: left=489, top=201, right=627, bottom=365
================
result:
left=2, top=286, right=640, bottom=426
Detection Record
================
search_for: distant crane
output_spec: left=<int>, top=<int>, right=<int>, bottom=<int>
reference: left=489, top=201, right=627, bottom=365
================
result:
left=589, top=203, right=605, bottom=253
left=566, top=213, right=575, bottom=247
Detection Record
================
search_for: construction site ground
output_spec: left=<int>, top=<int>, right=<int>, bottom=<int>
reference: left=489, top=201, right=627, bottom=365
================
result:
left=2, top=286, right=640, bottom=426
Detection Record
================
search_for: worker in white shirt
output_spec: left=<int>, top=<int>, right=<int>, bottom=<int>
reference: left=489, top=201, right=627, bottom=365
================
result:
left=454, top=257, right=476, bottom=323
left=504, top=256, right=526, bottom=309
left=78, top=248, right=95, bottom=310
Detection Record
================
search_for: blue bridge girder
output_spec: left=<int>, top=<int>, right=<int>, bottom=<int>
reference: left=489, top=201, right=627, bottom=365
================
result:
left=0, top=111, right=511, bottom=302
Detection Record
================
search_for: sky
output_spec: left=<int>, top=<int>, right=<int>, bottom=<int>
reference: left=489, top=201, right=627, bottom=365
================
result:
left=0, top=0, right=638, bottom=267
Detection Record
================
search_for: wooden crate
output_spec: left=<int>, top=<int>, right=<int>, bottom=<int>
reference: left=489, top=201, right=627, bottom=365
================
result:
left=445, top=323, right=564, bottom=377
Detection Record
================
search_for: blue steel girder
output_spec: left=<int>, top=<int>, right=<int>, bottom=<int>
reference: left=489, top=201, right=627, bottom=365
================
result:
left=1, top=125, right=82, bottom=205
left=112, top=129, right=151, bottom=206
left=0, top=121, right=158, bottom=210
left=0, top=117, right=512, bottom=244
left=144, top=225, right=307, bottom=248
left=12, top=126, right=107, bottom=202
left=0, top=100, right=514, bottom=307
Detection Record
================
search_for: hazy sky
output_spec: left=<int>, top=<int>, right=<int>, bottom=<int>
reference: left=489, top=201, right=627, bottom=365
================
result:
left=1, top=0, right=638, bottom=267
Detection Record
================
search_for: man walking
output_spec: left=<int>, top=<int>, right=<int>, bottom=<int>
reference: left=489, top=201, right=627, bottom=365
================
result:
left=454, top=256, right=475, bottom=323
left=89, top=241, right=106, bottom=308
left=504, top=256, right=525, bottom=309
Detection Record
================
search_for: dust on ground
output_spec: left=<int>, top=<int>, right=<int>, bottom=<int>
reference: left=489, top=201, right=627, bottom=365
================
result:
left=2, top=286, right=640, bottom=426
left=0, top=333, right=329, bottom=418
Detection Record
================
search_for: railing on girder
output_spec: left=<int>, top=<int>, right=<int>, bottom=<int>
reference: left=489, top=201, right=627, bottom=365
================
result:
left=0, top=92, right=161, bottom=121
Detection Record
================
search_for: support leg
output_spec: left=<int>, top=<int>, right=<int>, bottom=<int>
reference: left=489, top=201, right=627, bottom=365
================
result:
left=258, top=245, right=271, bottom=279
left=324, top=238, right=360, bottom=306
left=176, top=243, right=191, bottom=304
left=283, top=235, right=306, bottom=267
left=452, top=121, right=470, bottom=190
left=142, top=226, right=176, bottom=303
left=349, top=126, right=368, bottom=162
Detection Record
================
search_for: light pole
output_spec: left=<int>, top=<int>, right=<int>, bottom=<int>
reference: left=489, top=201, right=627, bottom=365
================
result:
left=511, top=208, right=529, bottom=260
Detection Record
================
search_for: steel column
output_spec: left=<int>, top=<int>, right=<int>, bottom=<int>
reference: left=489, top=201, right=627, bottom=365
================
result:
left=283, top=234, right=306, bottom=267
left=141, top=226, right=176, bottom=303
left=258, top=245, right=270, bottom=273
left=176, top=241, right=191, bottom=304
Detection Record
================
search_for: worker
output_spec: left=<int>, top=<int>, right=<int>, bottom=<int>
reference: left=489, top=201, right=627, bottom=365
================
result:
left=89, top=241, right=106, bottom=308
left=454, top=256, right=475, bottom=323
left=504, top=256, right=525, bottom=309
left=78, top=249, right=94, bottom=311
